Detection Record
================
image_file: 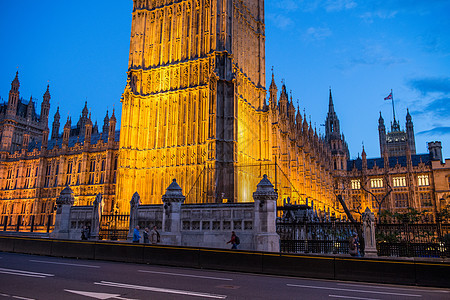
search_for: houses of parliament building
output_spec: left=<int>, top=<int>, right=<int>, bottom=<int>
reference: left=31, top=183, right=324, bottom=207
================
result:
left=1, top=0, right=449, bottom=231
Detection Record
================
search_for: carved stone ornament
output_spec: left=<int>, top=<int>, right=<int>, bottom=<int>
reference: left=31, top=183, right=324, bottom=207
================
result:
left=162, top=179, right=186, bottom=203
left=253, top=174, right=278, bottom=201
left=56, top=186, right=75, bottom=206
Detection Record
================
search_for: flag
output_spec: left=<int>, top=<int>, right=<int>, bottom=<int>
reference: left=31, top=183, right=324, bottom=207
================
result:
left=384, top=92, right=393, bottom=100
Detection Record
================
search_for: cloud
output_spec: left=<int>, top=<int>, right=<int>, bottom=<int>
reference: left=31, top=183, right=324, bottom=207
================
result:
left=274, top=0, right=300, bottom=12
left=304, top=27, right=332, bottom=41
left=423, top=97, right=450, bottom=117
left=324, top=0, right=357, bottom=12
left=267, top=13, right=294, bottom=30
left=343, top=43, right=407, bottom=68
left=359, top=10, right=398, bottom=23
left=409, top=77, right=450, bottom=95
left=417, top=126, right=450, bottom=136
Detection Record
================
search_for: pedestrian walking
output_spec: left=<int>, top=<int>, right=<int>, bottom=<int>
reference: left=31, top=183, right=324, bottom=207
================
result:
left=133, top=225, right=141, bottom=243
left=143, top=227, right=150, bottom=244
left=150, top=226, right=160, bottom=244
left=349, top=232, right=360, bottom=257
left=85, top=226, right=91, bottom=240
left=227, top=231, right=240, bottom=250
left=81, top=226, right=87, bottom=240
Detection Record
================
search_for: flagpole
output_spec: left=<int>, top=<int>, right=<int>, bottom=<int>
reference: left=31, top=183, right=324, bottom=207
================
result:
left=391, top=89, right=396, bottom=122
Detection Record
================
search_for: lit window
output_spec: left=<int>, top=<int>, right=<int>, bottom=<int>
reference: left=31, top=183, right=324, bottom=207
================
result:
left=417, top=175, right=429, bottom=186
left=371, top=178, right=383, bottom=188
left=393, top=176, right=406, bottom=187
left=351, top=179, right=361, bottom=190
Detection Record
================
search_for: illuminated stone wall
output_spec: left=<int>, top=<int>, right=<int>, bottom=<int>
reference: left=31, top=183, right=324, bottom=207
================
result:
left=117, top=0, right=267, bottom=209
left=0, top=105, right=118, bottom=233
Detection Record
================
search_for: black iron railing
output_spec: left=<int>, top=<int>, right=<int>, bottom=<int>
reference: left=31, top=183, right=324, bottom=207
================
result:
left=99, top=214, right=129, bottom=241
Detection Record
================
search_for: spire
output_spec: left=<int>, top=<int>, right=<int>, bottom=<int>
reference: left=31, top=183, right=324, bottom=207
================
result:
left=54, top=107, right=60, bottom=120
left=296, top=105, right=302, bottom=124
left=12, top=71, right=19, bottom=87
left=43, top=85, right=50, bottom=101
left=82, top=101, right=89, bottom=118
left=328, top=88, right=334, bottom=113
left=110, top=108, right=116, bottom=122
left=65, top=116, right=71, bottom=128
left=51, top=107, right=61, bottom=140
left=378, top=111, right=384, bottom=125
left=269, top=66, right=277, bottom=91
left=103, top=110, right=110, bottom=136
left=406, top=108, right=412, bottom=122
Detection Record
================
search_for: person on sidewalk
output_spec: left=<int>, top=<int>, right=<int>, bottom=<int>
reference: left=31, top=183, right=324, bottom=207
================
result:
left=143, top=227, right=150, bottom=244
left=349, top=232, right=360, bottom=257
left=150, top=226, right=160, bottom=244
left=133, top=225, right=141, bottom=243
left=227, top=231, right=239, bottom=250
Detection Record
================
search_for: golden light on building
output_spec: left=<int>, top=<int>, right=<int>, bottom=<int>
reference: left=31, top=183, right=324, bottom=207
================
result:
left=116, top=0, right=337, bottom=213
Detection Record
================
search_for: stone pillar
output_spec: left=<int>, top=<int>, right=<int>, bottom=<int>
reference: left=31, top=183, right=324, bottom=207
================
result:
left=50, top=186, right=75, bottom=239
left=362, top=207, right=377, bottom=257
left=127, top=192, right=140, bottom=240
left=253, top=175, right=280, bottom=252
left=162, top=179, right=185, bottom=245
left=90, top=193, right=102, bottom=240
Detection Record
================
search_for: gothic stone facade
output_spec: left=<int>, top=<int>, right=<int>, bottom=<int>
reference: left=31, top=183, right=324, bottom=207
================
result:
left=0, top=73, right=119, bottom=232
left=0, top=1, right=449, bottom=232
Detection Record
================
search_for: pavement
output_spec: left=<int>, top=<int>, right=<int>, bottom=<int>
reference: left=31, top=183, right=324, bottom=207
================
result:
left=0, top=251, right=448, bottom=299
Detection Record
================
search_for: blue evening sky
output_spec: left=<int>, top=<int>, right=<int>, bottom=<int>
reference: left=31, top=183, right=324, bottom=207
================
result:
left=1, top=0, right=449, bottom=159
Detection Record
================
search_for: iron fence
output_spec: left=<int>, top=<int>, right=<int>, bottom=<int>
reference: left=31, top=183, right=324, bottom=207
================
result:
left=377, top=242, right=449, bottom=258
left=277, top=220, right=361, bottom=254
left=376, top=222, right=450, bottom=257
left=98, top=214, right=129, bottom=241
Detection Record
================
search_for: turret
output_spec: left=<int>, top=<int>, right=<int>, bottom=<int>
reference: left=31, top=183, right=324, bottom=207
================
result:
left=268, top=70, right=278, bottom=111
left=378, top=112, right=386, bottom=156
left=7, top=71, right=20, bottom=116
left=26, top=96, right=34, bottom=121
left=428, top=141, right=443, bottom=163
left=51, top=107, right=60, bottom=139
left=279, top=84, right=288, bottom=117
left=405, top=109, right=416, bottom=154
left=93, top=120, right=99, bottom=136
left=77, top=101, right=89, bottom=135
left=288, top=96, right=295, bottom=125
left=102, top=110, right=110, bottom=137
left=362, top=146, right=367, bottom=170
left=85, top=113, right=93, bottom=145
left=295, top=107, right=302, bottom=134
left=41, top=85, right=51, bottom=127
left=108, top=109, right=117, bottom=143
left=63, top=117, right=71, bottom=146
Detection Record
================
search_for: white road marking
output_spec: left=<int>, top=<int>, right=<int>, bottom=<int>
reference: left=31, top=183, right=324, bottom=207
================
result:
left=65, top=289, right=136, bottom=300
left=94, top=280, right=227, bottom=299
left=138, top=270, right=233, bottom=281
left=12, top=296, right=35, bottom=300
left=0, top=293, right=35, bottom=300
left=29, top=259, right=100, bottom=268
left=0, top=267, right=54, bottom=278
left=329, top=295, right=380, bottom=300
left=287, top=284, right=422, bottom=297
left=337, top=283, right=450, bottom=293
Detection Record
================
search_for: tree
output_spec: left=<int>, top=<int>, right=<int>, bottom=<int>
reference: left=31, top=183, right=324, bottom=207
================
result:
left=360, top=175, right=392, bottom=223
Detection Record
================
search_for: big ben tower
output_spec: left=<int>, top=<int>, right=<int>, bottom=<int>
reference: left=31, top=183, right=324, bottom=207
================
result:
left=117, top=0, right=268, bottom=209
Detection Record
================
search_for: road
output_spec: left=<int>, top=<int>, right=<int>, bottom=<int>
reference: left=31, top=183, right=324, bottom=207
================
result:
left=0, top=252, right=448, bottom=300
